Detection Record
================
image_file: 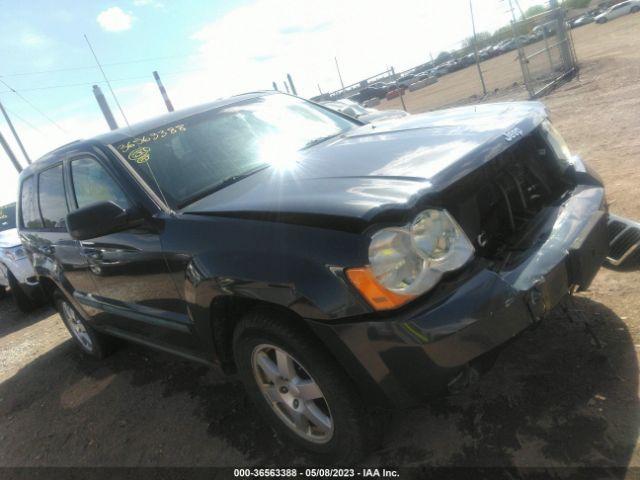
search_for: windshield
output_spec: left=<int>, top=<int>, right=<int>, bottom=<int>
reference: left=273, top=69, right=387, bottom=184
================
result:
left=112, top=94, right=356, bottom=208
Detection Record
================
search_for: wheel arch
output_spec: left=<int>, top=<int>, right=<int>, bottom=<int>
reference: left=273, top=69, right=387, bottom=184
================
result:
left=209, top=295, right=322, bottom=374
left=207, top=294, right=391, bottom=408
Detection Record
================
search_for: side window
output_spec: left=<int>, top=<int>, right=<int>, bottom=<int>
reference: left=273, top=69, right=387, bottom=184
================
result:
left=20, top=176, right=43, bottom=229
left=38, top=164, right=68, bottom=229
left=71, top=157, right=131, bottom=210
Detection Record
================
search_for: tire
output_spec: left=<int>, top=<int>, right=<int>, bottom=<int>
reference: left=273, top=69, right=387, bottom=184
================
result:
left=54, top=291, right=115, bottom=359
left=233, top=310, right=373, bottom=463
left=631, top=6, right=640, bottom=13
left=7, top=272, right=37, bottom=313
left=597, top=17, right=607, bottom=23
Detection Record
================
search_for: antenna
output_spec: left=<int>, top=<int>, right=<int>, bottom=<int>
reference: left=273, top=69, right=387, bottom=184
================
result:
left=83, top=34, right=131, bottom=129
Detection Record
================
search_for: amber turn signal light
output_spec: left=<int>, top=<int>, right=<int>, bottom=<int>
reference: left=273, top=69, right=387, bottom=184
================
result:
left=346, top=267, right=415, bottom=311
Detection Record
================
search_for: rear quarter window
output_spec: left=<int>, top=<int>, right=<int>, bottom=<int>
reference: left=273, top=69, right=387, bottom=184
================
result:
left=20, top=176, right=43, bottom=230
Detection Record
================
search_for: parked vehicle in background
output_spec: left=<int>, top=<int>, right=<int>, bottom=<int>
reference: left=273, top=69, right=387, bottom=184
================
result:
left=17, top=92, right=609, bottom=462
left=0, top=228, right=41, bottom=311
left=532, top=21, right=557, bottom=39
left=320, top=99, right=408, bottom=123
left=0, top=202, right=16, bottom=231
left=595, top=0, right=640, bottom=22
left=394, top=73, right=416, bottom=88
left=494, top=38, right=518, bottom=54
left=348, top=85, right=387, bottom=103
left=569, top=13, right=594, bottom=27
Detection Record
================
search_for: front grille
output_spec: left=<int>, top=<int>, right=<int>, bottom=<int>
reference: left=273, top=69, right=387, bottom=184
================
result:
left=442, top=129, right=573, bottom=264
left=607, top=218, right=640, bottom=265
left=607, top=219, right=627, bottom=243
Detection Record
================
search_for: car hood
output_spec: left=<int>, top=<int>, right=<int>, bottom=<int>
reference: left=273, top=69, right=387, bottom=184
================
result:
left=0, top=228, right=21, bottom=248
left=183, top=102, right=547, bottom=230
left=358, top=110, right=409, bottom=123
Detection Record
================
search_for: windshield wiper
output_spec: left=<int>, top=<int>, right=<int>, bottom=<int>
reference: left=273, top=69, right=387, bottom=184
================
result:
left=177, top=164, right=269, bottom=209
left=302, top=132, right=343, bottom=149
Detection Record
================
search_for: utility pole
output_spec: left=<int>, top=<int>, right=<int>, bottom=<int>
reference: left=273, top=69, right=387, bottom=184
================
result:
left=283, top=82, right=290, bottom=94
left=84, top=34, right=130, bottom=128
left=272, top=82, right=279, bottom=91
left=334, top=56, right=345, bottom=90
left=469, top=0, right=487, bottom=96
left=317, top=84, right=323, bottom=96
left=92, top=85, right=118, bottom=131
left=153, top=71, right=174, bottom=112
left=0, top=130, right=22, bottom=173
left=0, top=100, right=30, bottom=164
left=287, top=73, right=297, bottom=96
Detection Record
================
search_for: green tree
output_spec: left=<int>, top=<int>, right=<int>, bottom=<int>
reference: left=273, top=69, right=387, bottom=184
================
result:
left=462, top=31, right=492, bottom=49
left=524, top=4, right=547, bottom=17
left=561, top=0, right=592, bottom=8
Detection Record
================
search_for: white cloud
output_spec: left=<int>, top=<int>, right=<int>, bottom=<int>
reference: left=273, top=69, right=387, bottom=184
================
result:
left=97, top=7, right=134, bottom=32
left=168, top=0, right=529, bottom=103
left=20, top=31, right=49, bottom=48
left=133, top=0, right=164, bottom=8
left=0, top=0, right=545, bottom=205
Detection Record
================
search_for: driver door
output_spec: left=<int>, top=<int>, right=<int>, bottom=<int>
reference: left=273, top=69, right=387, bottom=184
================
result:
left=68, top=154, right=195, bottom=351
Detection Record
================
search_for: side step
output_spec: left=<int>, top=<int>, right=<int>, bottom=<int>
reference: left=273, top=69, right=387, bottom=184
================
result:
left=606, top=214, right=640, bottom=267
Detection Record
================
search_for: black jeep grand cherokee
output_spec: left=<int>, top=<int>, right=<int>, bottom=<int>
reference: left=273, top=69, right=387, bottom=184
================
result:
left=17, top=92, right=608, bottom=462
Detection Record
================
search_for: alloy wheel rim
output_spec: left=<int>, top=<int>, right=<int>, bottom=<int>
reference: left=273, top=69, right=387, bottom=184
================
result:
left=62, top=301, right=93, bottom=352
left=251, top=344, right=334, bottom=444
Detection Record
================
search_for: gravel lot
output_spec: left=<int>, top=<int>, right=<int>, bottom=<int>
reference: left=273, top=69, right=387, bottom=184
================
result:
left=1, top=14, right=639, bottom=469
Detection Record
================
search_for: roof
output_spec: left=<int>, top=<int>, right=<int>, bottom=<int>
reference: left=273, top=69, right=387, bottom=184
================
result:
left=22, top=91, right=273, bottom=177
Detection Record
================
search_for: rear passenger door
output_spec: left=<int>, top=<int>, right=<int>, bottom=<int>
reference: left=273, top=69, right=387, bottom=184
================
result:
left=20, top=165, right=97, bottom=298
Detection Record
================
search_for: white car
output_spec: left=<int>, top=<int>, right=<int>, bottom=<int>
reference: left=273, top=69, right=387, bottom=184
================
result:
left=595, top=0, right=640, bottom=23
left=320, top=99, right=409, bottom=123
left=0, top=228, right=41, bottom=312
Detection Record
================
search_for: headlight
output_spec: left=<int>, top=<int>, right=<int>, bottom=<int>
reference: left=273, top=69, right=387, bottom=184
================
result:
left=355, top=209, right=474, bottom=306
left=541, top=119, right=602, bottom=182
left=5, top=246, right=26, bottom=262
left=540, top=119, right=572, bottom=163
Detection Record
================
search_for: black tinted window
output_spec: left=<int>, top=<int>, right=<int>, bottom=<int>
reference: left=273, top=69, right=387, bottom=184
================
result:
left=20, top=176, right=43, bottom=229
left=39, top=165, right=68, bottom=229
left=112, top=94, right=355, bottom=208
left=71, top=157, right=130, bottom=209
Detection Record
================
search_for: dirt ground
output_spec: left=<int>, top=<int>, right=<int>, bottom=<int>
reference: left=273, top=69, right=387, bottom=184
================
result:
left=1, top=14, right=640, bottom=470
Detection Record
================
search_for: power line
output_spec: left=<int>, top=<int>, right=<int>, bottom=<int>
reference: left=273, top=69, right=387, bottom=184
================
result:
left=84, top=34, right=130, bottom=128
left=0, top=68, right=204, bottom=94
left=1, top=104, right=44, bottom=134
left=0, top=53, right=192, bottom=78
left=0, top=78, right=67, bottom=133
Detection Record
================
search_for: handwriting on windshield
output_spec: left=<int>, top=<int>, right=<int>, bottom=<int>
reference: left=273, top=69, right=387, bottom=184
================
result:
left=116, top=124, right=187, bottom=154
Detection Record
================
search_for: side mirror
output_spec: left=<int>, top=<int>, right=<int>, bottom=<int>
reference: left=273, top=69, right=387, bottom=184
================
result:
left=66, top=201, right=142, bottom=240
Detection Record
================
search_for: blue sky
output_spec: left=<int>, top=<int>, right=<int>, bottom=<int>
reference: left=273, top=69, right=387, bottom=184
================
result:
left=0, top=0, right=541, bottom=205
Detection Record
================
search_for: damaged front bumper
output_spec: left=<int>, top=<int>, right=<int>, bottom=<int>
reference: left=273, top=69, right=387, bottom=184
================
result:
left=308, top=184, right=609, bottom=407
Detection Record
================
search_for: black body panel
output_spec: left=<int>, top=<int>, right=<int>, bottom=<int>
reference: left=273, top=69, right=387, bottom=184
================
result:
left=16, top=94, right=607, bottom=405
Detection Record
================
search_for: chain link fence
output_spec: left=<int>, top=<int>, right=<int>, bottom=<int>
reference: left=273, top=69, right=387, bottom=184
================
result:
left=318, top=5, right=579, bottom=114
left=514, top=8, right=578, bottom=98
